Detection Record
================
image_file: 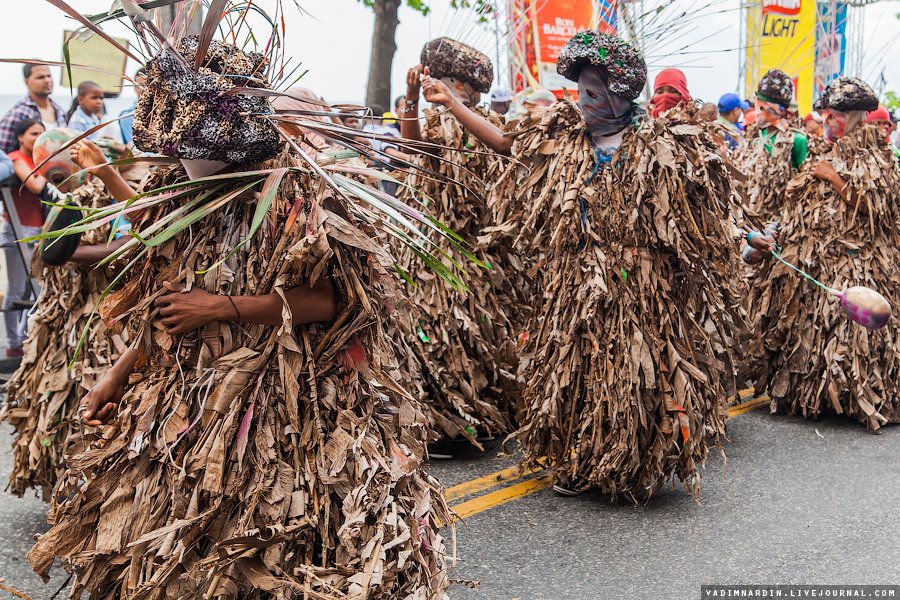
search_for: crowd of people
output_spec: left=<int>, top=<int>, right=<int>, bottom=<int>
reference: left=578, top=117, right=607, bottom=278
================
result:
left=0, top=20, right=898, bottom=600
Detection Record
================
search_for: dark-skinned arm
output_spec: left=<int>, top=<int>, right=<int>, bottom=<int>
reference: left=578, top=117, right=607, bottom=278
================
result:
left=399, top=65, right=424, bottom=143
left=70, top=140, right=137, bottom=206
left=420, top=70, right=513, bottom=156
left=155, top=277, right=338, bottom=334
left=812, top=160, right=867, bottom=215
left=68, top=236, right=130, bottom=265
left=78, top=348, right=140, bottom=426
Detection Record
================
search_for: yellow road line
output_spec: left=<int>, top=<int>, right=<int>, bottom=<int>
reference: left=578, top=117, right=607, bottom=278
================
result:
left=442, top=388, right=773, bottom=520
left=445, top=463, right=544, bottom=503
left=451, top=475, right=554, bottom=521
left=729, top=395, right=771, bottom=416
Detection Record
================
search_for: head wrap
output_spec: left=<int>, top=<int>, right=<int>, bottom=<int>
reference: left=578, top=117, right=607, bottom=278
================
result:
left=866, top=105, right=891, bottom=123
left=525, top=88, right=558, bottom=107
left=650, top=68, right=690, bottom=118
left=557, top=31, right=646, bottom=101
left=814, top=77, right=878, bottom=112
left=756, top=69, right=794, bottom=109
left=271, top=86, right=332, bottom=155
left=420, top=38, right=493, bottom=94
left=132, top=36, right=280, bottom=163
left=578, top=65, right=634, bottom=145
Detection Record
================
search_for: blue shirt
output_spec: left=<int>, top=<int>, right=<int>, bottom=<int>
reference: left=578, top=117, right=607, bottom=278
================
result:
left=119, top=102, right=136, bottom=145
left=0, top=150, right=13, bottom=182
left=67, top=106, right=102, bottom=139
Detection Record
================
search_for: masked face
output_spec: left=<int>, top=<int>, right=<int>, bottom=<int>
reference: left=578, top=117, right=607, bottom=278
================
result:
left=577, top=66, right=633, bottom=145
left=824, top=109, right=848, bottom=141
left=440, top=77, right=480, bottom=108
left=755, top=99, right=788, bottom=132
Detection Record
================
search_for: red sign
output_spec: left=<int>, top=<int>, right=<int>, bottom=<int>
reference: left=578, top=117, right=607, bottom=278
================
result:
left=763, top=0, right=801, bottom=17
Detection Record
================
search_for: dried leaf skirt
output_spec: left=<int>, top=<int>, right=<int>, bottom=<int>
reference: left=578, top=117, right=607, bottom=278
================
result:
left=394, top=108, right=526, bottom=443
left=748, top=126, right=900, bottom=428
left=490, top=104, right=748, bottom=498
left=28, top=164, right=451, bottom=599
left=1, top=180, right=127, bottom=499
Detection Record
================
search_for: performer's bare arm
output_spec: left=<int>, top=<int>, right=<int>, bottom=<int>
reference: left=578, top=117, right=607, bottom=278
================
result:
left=79, top=278, right=337, bottom=425
left=399, top=66, right=425, bottom=143
left=70, top=140, right=138, bottom=206
left=812, top=159, right=867, bottom=215
left=68, top=236, right=130, bottom=264
left=420, top=68, right=513, bottom=156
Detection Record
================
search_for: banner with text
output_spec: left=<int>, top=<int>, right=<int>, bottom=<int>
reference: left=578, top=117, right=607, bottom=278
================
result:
left=510, top=0, right=617, bottom=96
left=747, top=0, right=817, bottom=114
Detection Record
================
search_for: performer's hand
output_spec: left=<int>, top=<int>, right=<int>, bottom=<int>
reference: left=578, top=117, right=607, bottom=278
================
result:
left=70, top=140, right=108, bottom=173
left=812, top=159, right=837, bottom=182
left=748, top=233, right=777, bottom=255
left=406, top=65, right=423, bottom=100
left=421, top=69, right=453, bottom=108
left=79, top=375, right=125, bottom=426
left=155, top=281, right=231, bottom=334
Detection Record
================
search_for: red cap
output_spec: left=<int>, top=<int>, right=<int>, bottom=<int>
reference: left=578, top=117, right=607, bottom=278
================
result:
left=866, top=105, right=891, bottom=122
left=653, top=68, right=690, bottom=102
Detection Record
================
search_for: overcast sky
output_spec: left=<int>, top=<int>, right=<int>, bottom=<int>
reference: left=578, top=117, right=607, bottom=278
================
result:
left=1, top=1, right=898, bottom=107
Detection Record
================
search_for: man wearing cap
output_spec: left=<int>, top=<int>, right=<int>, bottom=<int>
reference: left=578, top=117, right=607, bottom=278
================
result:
left=489, top=87, right=513, bottom=120
left=717, top=93, right=749, bottom=150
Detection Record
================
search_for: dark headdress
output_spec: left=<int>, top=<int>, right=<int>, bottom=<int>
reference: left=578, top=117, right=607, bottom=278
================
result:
left=814, top=77, right=879, bottom=112
left=420, top=38, right=493, bottom=94
left=132, top=36, right=281, bottom=163
left=556, top=31, right=646, bottom=101
left=756, top=69, right=794, bottom=109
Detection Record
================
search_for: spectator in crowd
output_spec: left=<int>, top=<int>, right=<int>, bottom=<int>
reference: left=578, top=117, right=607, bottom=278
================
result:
left=803, top=112, right=823, bottom=136
left=383, top=109, right=401, bottom=135
left=717, top=93, right=749, bottom=150
left=866, top=105, right=896, bottom=148
left=525, top=88, right=557, bottom=108
left=649, top=68, right=690, bottom=118
left=119, top=68, right=147, bottom=144
left=0, top=64, right=67, bottom=154
left=0, top=150, right=13, bottom=181
left=2, top=119, right=47, bottom=357
left=490, top=87, right=513, bottom=117
left=66, top=81, right=106, bottom=139
left=362, top=104, right=410, bottom=196
left=340, top=114, right=361, bottom=130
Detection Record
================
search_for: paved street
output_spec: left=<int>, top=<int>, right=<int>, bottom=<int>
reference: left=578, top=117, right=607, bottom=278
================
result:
left=0, top=402, right=898, bottom=599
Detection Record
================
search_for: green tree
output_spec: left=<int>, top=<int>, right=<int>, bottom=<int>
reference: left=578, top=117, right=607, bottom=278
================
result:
left=358, top=0, right=495, bottom=109
left=883, top=91, right=900, bottom=114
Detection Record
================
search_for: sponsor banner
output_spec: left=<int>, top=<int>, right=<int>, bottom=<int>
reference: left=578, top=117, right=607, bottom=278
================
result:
left=747, top=0, right=817, bottom=114
left=813, top=1, right=848, bottom=104
left=510, top=0, right=616, bottom=96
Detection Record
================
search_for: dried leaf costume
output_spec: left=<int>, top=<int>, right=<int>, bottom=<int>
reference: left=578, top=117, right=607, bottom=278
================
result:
left=488, top=32, right=751, bottom=499
left=393, top=39, right=523, bottom=445
left=748, top=77, right=900, bottom=429
left=27, top=38, right=452, bottom=600
left=1, top=170, right=141, bottom=499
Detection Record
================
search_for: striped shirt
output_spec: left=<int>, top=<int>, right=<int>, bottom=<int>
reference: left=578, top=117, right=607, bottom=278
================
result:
left=0, top=95, right=66, bottom=153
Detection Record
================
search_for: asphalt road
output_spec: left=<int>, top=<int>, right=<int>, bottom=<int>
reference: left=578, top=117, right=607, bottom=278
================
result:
left=0, top=408, right=897, bottom=600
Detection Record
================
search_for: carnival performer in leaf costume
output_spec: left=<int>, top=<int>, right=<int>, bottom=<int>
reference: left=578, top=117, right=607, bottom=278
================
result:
left=740, top=70, right=809, bottom=220
left=27, top=36, right=453, bottom=600
left=453, top=31, right=767, bottom=499
left=748, top=77, right=900, bottom=429
left=392, top=38, right=525, bottom=447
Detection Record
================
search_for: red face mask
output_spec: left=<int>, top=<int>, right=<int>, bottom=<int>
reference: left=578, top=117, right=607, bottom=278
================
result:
left=651, top=93, right=683, bottom=118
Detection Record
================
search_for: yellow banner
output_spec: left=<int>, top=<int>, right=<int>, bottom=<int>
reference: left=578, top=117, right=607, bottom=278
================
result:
left=60, top=30, right=129, bottom=97
left=747, top=0, right=816, bottom=114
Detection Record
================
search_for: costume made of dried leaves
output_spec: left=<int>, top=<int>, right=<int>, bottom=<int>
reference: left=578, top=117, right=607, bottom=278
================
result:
left=748, top=124, right=900, bottom=429
left=133, top=36, right=280, bottom=163
left=1, top=179, right=129, bottom=500
left=393, top=107, right=524, bottom=444
left=28, top=160, right=452, bottom=600
left=487, top=101, right=750, bottom=499
left=736, top=130, right=798, bottom=219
